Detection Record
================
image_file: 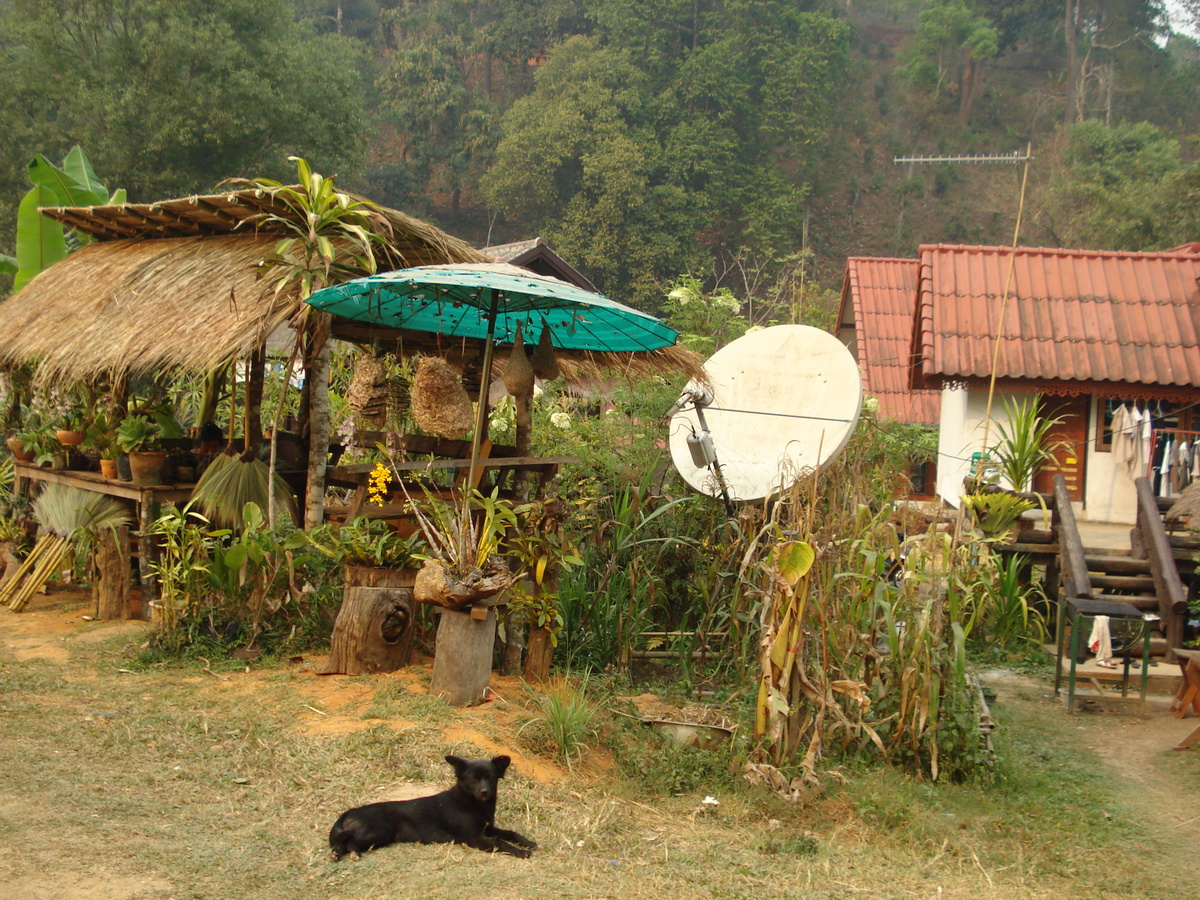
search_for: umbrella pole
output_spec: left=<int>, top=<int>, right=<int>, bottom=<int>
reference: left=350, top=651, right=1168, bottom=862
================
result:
left=466, top=290, right=499, bottom=491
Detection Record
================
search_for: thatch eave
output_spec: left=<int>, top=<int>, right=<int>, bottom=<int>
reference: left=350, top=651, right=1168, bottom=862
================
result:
left=0, top=187, right=493, bottom=384
left=0, top=234, right=298, bottom=383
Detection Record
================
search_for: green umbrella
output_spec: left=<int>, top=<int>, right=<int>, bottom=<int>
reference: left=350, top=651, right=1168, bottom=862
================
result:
left=304, top=262, right=678, bottom=353
left=306, top=262, right=680, bottom=479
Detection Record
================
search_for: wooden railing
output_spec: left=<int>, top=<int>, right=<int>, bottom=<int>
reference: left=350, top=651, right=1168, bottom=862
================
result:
left=1052, top=473, right=1092, bottom=603
left=1132, top=476, right=1188, bottom=662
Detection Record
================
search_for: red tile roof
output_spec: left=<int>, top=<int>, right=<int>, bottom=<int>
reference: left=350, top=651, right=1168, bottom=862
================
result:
left=838, top=257, right=940, bottom=425
left=912, top=244, right=1200, bottom=392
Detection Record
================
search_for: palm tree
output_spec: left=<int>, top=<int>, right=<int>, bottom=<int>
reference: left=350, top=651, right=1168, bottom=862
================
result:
left=226, top=157, right=393, bottom=527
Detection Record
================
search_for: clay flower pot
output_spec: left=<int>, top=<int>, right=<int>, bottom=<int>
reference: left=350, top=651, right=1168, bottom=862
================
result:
left=55, top=429, right=86, bottom=446
left=6, top=437, right=34, bottom=463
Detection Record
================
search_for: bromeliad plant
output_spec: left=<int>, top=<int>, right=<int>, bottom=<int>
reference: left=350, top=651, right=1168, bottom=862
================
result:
left=406, top=486, right=519, bottom=608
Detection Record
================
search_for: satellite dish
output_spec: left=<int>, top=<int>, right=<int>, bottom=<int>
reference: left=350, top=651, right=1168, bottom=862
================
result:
left=667, top=325, right=863, bottom=503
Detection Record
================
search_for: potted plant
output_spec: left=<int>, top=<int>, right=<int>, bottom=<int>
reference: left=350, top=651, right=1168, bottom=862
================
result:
left=116, top=414, right=167, bottom=484
left=13, top=419, right=58, bottom=467
left=54, top=398, right=88, bottom=447
left=84, top=402, right=120, bottom=477
left=302, top=515, right=427, bottom=675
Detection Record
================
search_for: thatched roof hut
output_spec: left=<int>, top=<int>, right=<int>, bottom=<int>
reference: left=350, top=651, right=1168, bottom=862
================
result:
left=0, top=187, right=704, bottom=385
left=0, top=188, right=489, bottom=382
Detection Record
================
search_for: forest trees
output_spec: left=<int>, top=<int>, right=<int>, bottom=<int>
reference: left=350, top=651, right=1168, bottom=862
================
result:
left=896, top=0, right=999, bottom=124
left=482, top=3, right=852, bottom=305
left=0, top=0, right=370, bottom=233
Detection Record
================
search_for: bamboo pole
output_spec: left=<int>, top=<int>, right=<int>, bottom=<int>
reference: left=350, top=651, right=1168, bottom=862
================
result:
left=8, top=535, right=69, bottom=612
left=0, top=535, right=53, bottom=606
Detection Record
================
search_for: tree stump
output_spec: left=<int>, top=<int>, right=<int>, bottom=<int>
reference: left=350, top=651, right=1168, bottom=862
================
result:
left=93, top=526, right=133, bottom=620
left=523, top=625, right=553, bottom=682
left=318, top=566, right=416, bottom=675
left=430, top=605, right=497, bottom=706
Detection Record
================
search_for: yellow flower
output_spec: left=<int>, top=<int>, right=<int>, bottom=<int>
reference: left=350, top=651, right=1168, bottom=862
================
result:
left=367, top=461, right=391, bottom=506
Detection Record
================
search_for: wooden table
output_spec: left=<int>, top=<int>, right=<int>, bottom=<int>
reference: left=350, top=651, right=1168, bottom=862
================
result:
left=14, top=463, right=196, bottom=612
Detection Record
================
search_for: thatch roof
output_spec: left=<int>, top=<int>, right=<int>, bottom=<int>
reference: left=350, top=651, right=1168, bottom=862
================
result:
left=0, top=187, right=489, bottom=382
left=0, top=186, right=703, bottom=386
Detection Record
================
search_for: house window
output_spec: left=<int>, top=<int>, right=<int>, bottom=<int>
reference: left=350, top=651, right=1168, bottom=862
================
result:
left=1096, top=399, right=1193, bottom=452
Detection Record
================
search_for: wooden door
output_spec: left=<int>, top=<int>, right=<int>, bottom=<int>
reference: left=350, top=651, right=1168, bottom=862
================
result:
left=1032, top=396, right=1090, bottom=502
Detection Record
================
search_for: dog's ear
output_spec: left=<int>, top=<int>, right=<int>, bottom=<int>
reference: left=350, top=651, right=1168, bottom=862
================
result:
left=491, top=755, right=512, bottom=777
left=445, top=755, right=468, bottom=774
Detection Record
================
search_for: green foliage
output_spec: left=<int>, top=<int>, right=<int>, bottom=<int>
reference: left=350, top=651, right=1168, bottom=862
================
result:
left=974, top=553, right=1049, bottom=647
left=610, top=710, right=739, bottom=796
left=519, top=679, right=599, bottom=769
left=960, top=492, right=1037, bottom=541
left=483, top=6, right=852, bottom=304
left=14, top=415, right=57, bottom=465
left=991, top=394, right=1067, bottom=492
left=1036, top=120, right=1186, bottom=249
left=662, top=274, right=748, bottom=356
left=303, top=515, right=425, bottom=570
left=115, top=415, right=160, bottom=454
left=0, top=0, right=369, bottom=209
left=146, top=502, right=340, bottom=656
left=228, top=156, right=389, bottom=302
left=10, top=146, right=122, bottom=292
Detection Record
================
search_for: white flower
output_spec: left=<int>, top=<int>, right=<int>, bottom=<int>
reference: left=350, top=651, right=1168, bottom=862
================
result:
left=711, top=289, right=741, bottom=314
left=669, top=286, right=699, bottom=305
left=550, top=411, right=571, bottom=430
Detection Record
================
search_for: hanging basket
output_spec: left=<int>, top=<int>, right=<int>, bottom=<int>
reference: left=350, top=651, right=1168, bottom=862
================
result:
left=503, top=324, right=534, bottom=396
left=411, top=357, right=474, bottom=438
left=347, top=350, right=389, bottom=420
left=531, top=326, right=560, bottom=381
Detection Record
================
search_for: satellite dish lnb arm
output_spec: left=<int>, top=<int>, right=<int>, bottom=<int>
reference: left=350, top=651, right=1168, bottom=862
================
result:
left=669, top=389, right=735, bottom=517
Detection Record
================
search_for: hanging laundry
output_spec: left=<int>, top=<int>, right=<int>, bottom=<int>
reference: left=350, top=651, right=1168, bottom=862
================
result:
left=1160, top=436, right=1175, bottom=498
left=1175, top=440, right=1191, bottom=494
left=1111, top=403, right=1135, bottom=473
left=1088, top=615, right=1116, bottom=668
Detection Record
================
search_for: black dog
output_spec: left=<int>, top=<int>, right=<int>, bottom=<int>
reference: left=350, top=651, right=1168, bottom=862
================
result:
left=329, top=755, right=537, bottom=860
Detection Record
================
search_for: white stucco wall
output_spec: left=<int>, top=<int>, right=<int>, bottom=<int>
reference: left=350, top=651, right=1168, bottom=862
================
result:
left=935, top=389, right=1139, bottom=525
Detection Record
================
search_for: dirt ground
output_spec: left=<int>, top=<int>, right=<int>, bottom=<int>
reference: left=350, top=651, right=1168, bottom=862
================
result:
left=3, top=588, right=1199, bottom=899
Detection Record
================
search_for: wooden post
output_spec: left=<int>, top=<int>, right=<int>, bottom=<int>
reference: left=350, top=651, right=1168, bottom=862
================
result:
left=430, top=605, right=497, bottom=706
left=319, top=566, right=417, bottom=675
left=93, top=526, right=132, bottom=620
left=137, top=493, right=158, bottom=618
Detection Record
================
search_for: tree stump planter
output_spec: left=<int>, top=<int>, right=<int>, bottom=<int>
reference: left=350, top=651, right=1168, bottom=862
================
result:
left=318, top=566, right=417, bottom=675
left=429, top=603, right=499, bottom=706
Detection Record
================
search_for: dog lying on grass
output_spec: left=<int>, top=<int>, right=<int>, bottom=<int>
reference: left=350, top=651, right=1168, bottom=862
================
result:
left=329, top=755, right=537, bottom=860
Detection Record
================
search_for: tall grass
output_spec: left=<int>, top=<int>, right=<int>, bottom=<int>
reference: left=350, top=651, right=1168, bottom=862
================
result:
left=520, top=679, right=599, bottom=769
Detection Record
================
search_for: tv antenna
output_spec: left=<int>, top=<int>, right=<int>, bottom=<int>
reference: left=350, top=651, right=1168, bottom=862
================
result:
left=893, top=141, right=1035, bottom=462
